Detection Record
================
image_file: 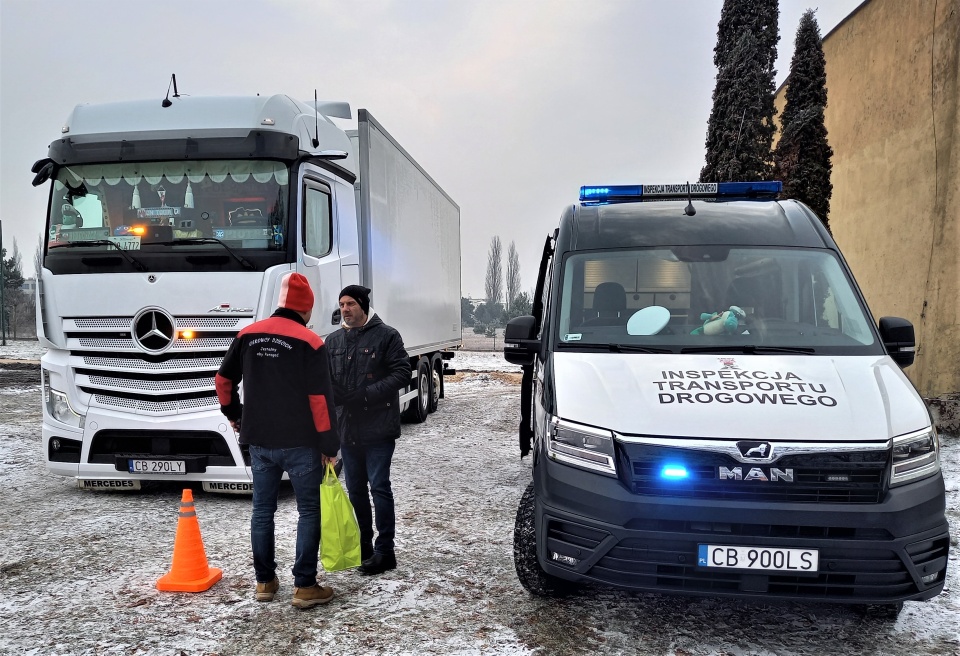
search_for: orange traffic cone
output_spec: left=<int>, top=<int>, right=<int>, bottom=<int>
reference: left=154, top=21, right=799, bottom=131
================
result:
left=156, top=489, right=223, bottom=592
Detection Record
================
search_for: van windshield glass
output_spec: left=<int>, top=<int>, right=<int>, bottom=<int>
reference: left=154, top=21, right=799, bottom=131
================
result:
left=556, top=247, right=878, bottom=353
left=45, top=160, right=289, bottom=255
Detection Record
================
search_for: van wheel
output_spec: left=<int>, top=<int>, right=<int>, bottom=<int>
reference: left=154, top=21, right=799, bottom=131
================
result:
left=514, top=482, right=575, bottom=597
left=428, top=359, right=442, bottom=413
left=402, top=358, right=429, bottom=423
left=854, top=602, right=904, bottom=620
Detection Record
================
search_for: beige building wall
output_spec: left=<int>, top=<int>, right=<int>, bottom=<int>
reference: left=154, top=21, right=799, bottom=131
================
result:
left=776, top=0, right=959, bottom=398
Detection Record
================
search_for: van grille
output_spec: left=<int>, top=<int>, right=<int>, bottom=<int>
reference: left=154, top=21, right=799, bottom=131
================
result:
left=624, top=444, right=888, bottom=503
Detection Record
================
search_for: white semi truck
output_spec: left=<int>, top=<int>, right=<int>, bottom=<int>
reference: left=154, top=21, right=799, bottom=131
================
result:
left=32, top=92, right=461, bottom=492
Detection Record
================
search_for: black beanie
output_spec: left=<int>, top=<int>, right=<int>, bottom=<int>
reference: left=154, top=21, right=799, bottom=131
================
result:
left=339, top=285, right=371, bottom=315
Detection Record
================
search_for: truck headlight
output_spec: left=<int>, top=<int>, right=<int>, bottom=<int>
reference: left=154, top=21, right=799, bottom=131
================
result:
left=890, top=427, right=939, bottom=486
left=547, top=416, right=616, bottom=476
left=42, top=370, right=85, bottom=429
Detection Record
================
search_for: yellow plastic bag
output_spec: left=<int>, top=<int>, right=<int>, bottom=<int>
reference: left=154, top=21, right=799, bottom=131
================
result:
left=320, top=462, right=362, bottom=572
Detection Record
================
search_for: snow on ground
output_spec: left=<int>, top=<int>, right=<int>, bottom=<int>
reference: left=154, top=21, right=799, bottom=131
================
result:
left=0, top=343, right=958, bottom=655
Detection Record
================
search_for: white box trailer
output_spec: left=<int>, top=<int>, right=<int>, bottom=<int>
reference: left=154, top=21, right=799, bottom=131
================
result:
left=31, top=93, right=461, bottom=492
left=350, top=110, right=461, bottom=357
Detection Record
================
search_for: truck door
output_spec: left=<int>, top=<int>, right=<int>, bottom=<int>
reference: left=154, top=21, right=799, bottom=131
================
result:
left=299, top=174, right=342, bottom=337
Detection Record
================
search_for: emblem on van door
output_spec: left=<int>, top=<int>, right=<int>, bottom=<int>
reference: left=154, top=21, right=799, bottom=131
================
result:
left=132, top=308, right=176, bottom=354
left=737, top=441, right=772, bottom=460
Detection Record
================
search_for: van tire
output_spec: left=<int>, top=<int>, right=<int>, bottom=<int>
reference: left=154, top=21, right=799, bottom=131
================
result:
left=402, top=358, right=429, bottom=423
left=514, top=482, right=575, bottom=597
left=853, top=602, right=904, bottom=620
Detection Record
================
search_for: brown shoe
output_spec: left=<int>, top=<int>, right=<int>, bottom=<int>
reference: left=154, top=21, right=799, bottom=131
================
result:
left=256, top=577, right=279, bottom=602
left=291, top=584, right=334, bottom=609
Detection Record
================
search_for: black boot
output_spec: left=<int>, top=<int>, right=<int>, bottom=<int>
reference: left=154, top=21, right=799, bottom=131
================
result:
left=360, top=542, right=374, bottom=563
left=359, top=552, right=396, bottom=575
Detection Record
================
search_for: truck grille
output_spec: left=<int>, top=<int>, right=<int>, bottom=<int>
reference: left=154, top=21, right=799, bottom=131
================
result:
left=63, top=314, right=251, bottom=415
left=624, top=443, right=888, bottom=503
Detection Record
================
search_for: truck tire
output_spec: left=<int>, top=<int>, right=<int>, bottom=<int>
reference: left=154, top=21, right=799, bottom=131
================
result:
left=514, top=482, right=575, bottom=597
left=428, top=357, right=442, bottom=413
left=402, top=358, right=430, bottom=423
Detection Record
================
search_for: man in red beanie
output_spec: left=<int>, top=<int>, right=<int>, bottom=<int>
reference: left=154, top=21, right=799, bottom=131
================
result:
left=216, top=272, right=340, bottom=609
left=326, top=284, right=410, bottom=575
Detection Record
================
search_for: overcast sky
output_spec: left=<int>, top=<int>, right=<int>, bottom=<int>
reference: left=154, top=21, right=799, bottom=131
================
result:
left=1, top=0, right=864, bottom=299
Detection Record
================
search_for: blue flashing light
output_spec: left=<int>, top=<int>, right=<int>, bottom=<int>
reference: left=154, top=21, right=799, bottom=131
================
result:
left=660, top=464, right=689, bottom=480
left=579, top=181, right=782, bottom=204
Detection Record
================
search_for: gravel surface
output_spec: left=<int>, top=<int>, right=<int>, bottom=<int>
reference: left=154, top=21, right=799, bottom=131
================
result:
left=0, top=352, right=957, bottom=655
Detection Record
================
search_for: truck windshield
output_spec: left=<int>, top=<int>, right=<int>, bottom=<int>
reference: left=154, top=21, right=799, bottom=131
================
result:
left=555, top=247, right=880, bottom=354
left=45, top=160, right=289, bottom=259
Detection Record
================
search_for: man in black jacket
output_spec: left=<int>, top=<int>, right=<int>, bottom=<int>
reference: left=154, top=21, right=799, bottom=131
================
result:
left=326, top=285, right=410, bottom=575
left=216, top=272, right=339, bottom=609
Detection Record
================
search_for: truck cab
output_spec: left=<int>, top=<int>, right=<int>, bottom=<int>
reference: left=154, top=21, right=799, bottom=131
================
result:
left=504, top=182, right=948, bottom=615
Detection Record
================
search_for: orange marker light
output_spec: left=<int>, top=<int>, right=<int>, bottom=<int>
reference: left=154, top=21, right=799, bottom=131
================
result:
left=131, top=225, right=146, bottom=235
left=180, top=330, right=194, bottom=340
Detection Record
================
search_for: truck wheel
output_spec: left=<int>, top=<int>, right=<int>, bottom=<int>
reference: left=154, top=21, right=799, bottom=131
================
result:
left=514, top=482, right=575, bottom=597
left=428, top=358, right=442, bottom=413
left=402, top=358, right=429, bottom=423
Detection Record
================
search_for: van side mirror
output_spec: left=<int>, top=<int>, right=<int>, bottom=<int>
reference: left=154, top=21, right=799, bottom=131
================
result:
left=878, top=317, right=916, bottom=368
left=504, top=315, right=539, bottom=366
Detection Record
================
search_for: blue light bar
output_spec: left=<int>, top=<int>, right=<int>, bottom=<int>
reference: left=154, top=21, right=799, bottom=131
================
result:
left=579, top=181, right=782, bottom=203
left=660, top=464, right=689, bottom=480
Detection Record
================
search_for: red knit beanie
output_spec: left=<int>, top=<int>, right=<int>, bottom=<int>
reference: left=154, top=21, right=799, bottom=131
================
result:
left=278, top=273, right=314, bottom=312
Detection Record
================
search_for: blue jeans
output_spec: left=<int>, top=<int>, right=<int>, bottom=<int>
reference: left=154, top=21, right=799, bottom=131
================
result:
left=249, top=445, right=323, bottom=588
left=341, top=440, right=396, bottom=555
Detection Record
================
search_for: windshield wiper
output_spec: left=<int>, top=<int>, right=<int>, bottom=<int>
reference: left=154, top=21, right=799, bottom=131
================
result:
left=53, top=240, right=147, bottom=271
left=149, top=238, right=256, bottom=271
left=680, top=345, right=815, bottom=355
left=557, top=342, right=672, bottom=354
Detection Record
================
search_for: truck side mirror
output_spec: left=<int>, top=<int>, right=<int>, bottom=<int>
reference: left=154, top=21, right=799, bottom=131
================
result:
left=331, top=309, right=342, bottom=325
left=504, top=315, right=539, bottom=366
left=878, top=316, right=916, bottom=368
left=31, top=159, right=55, bottom=187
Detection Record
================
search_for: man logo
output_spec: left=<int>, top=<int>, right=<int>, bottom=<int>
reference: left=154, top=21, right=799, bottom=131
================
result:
left=719, top=466, right=794, bottom=482
left=737, top=441, right=773, bottom=460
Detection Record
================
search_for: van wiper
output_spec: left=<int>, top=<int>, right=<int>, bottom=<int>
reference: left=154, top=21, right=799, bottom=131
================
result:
left=53, top=240, right=147, bottom=271
left=558, top=342, right=672, bottom=354
left=680, top=345, right=815, bottom=355
left=150, top=237, right=256, bottom=271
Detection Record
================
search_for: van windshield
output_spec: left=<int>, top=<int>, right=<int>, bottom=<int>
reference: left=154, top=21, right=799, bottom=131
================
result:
left=555, top=247, right=879, bottom=354
left=45, top=160, right=289, bottom=256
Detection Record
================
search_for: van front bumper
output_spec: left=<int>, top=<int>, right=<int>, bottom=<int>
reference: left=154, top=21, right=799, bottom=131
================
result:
left=535, top=456, right=950, bottom=603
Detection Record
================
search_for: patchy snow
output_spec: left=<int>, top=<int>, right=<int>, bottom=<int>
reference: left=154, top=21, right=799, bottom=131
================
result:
left=0, top=350, right=957, bottom=655
left=0, top=338, right=45, bottom=362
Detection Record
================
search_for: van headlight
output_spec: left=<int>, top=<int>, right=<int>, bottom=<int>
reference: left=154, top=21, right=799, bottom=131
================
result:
left=42, top=370, right=85, bottom=429
left=890, top=427, right=940, bottom=487
left=546, top=416, right=617, bottom=476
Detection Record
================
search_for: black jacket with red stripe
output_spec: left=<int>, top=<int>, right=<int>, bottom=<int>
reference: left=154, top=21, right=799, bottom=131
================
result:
left=216, top=308, right=339, bottom=457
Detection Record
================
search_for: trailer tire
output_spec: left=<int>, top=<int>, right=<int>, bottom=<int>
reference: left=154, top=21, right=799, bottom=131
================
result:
left=402, top=358, right=430, bottom=424
left=428, top=357, right=442, bottom=413
left=514, top=482, right=575, bottom=597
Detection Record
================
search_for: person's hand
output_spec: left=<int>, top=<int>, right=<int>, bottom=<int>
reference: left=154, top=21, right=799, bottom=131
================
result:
left=321, top=453, right=338, bottom=466
left=229, top=419, right=241, bottom=432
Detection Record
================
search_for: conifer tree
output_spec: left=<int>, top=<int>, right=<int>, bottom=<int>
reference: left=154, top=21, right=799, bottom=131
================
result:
left=701, top=0, right=780, bottom=182
left=773, top=9, right=834, bottom=231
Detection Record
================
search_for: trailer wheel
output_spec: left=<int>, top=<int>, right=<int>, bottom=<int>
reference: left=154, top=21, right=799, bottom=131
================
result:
left=514, top=482, right=575, bottom=597
left=428, top=358, right=442, bottom=413
left=402, top=358, right=430, bottom=423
